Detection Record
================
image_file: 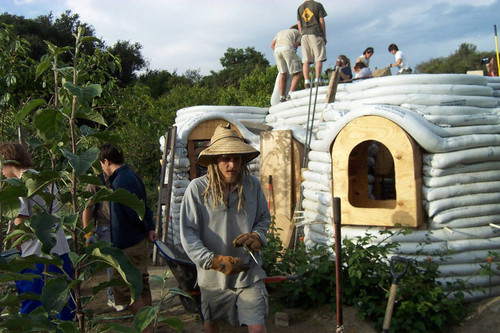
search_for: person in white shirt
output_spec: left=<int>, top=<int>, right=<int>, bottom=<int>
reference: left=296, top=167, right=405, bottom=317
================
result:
left=388, top=43, right=412, bottom=74
left=353, top=61, right=372, bottom=79
left=0, top=142, right=74, bottom=320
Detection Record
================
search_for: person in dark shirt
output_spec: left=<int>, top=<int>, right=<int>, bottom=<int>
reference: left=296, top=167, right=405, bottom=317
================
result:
left=336, top=54, right=353, bottom=82
left=98, top=143, right=157, bottom=332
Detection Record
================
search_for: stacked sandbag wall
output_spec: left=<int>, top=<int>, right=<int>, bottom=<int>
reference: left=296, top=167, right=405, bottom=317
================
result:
left=273, top=74, right=500, bottom=301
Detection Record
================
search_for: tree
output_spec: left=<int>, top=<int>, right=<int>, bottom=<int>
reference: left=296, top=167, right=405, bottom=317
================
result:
left=0, top=11, right=96, bottom=62
left=137, top=69, right=193, bottom=99
left=107, top=40, right=147, bottom=86
left=416, top=43, right=493, bottom=74
left=203, top=47, right=270, bottom=87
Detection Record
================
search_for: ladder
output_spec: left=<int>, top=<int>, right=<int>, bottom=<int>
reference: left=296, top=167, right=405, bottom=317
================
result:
left=153, top=126, right=177, bottom=265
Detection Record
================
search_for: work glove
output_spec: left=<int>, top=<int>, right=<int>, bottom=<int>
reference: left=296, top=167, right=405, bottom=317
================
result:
left=211, top=255, right=250, bottom=275
left=85, top=232, right=96, bottom=247
left=233, top=232, right=262, bottom=251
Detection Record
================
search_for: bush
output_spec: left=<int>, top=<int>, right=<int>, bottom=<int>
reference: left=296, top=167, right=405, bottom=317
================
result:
left=262, top=223, right=468, bottom=332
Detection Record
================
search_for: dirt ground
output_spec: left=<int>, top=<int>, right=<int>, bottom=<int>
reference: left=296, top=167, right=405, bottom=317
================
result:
left=84, top=265, right=500, bottom=333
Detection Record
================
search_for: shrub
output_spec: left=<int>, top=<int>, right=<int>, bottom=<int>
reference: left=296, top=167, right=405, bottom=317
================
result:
left=262, top=224, right=468, bottom=332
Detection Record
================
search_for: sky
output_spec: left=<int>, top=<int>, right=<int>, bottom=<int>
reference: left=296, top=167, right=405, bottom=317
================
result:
left=1, top=0, right=500, bottom=76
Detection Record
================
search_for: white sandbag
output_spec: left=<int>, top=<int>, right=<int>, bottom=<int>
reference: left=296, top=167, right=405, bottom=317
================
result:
left=423, top=181, right=500, bottom=201
left=168, top=157, right=190, bottom=169
left=176, top=105, right=268, bottom=117
left=432, top=204, right=500, bottom=224
left=307, top=160, right=331, bottom=174
left=172, top=186, right=186, bottom=197
left=401, top=104, right=500, bottom=116
left=334, top=94, right=498, bottom=110
left=389, top=225, right=500, bottom=243
left=423, top=170, right=500, bottom=188
left=394, top=241, right=448, bottom=255
left=447, top=236, right=500, bottom=252
left=437, top=275, right=500, bottom=288
left=302, top=169, right=331, bottom=183
left=302, top=180, right=331, bottom=193
left=286, top=85, right=330, bottom=100
left=454, top=286, right=500, bottom=302
left=305, top=225, right=335, bottom=247
left=308, top=150, right=332, bottom=163
left=427, top=192, right=500, bottom=217
left=311, top=104, right=500, bottom=153
left=176, top=111, right=268, bottom=125
left=269, top=90, right=328, bottom=113
left=405, top=250, right=494, bottom=265
left=438, top=262, right=500, bottom=276
left=345, top=74, right=487, bottom=93
left=431, top=215, right=500, bottom=229
left=423, top=114, right=499, bottom=127
left=423, top=161, right=500, bottom=177
left=423, top=147, right=500, bottom=169
left=283, top=112, right=324, bottom=126
left=172, top=179, right=190, bottom=189
left=302, top=188, right=332, bottom=206
left=342, top=84, right=493, bottom=101
left=302, top=198, right=333, bottom=218
left=303, top=209, right=331, bottom=224
left=176, top=112, right=260, bottom=146
left=273, top=104, right=329, bottom=121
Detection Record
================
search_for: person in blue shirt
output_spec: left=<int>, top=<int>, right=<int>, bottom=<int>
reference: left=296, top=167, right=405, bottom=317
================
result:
left=98, top=143, right=157, bottom=331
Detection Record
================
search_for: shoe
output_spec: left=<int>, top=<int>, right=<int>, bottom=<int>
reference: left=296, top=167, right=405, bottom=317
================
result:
left=286, top=95, right=291, bottom=101
left=305, top=83, right=310, bottom=89
left=108, top=299, right=127, bottom=312
left=279, top=96, right=286, bottom=102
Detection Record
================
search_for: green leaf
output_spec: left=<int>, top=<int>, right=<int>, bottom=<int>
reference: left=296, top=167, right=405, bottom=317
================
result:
left=34, top=108, right=65, bottom=141
left=61, top=213, right=79, bottom=229
left=79, top=174, right=104, bottom=186
left=60, top=147, right=99, bottom=177
left=3, top=255, right=61, bottom=273
left=91, top=245, right=143, bottom=303
left=89, top=131, right=121, bottom=143
left=93, top=188, right=145, bottom=219
left=99, top=324, right=138, bottom=333
left=80, top=36, right=101, bottom=44
left=15, top=99, right=46, bottom=125
left=35, top=60, right=51, bottom=80
left=29, top=212, right=58, bottom=254
left=42, top=276, right=70, bottom=315
left=134, top=305, right=158, bottom=332
left=158, top=317, right=184, bottom=332
left=23, top=169, right=60, bottom=198
left=75, top=107, right=107, bottom=126
left=68, top=251, right=85, bottom=267
left=0, top=180, right=27, bottom=201
left=64, top=82, right=102, bottom=99
left=56, top=321, right=79, bottom=333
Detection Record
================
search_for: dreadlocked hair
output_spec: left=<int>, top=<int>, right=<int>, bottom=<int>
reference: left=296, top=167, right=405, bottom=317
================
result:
left=202, top=162, right=251, bottom=212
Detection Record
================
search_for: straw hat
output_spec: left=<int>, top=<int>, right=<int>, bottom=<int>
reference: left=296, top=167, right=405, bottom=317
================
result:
left=197, top=123, right=259, bottom=167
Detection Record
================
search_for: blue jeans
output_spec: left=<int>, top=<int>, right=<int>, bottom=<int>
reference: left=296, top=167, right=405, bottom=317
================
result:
left=15, top=253, right=75, bottom=320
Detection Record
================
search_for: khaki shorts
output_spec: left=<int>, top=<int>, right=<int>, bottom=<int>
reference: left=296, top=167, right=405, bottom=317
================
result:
left=301, top=34, right=327, bottom=64
left=274, top=49, right=302, bottom=75
left=200, top=280, right=268, bottom=327
left=112, top=238, right=152, bottom=306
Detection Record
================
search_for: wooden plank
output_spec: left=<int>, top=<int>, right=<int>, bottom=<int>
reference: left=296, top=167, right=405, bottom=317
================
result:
left=259, top=130, right=295, bottom=248
left=325, top=68, right=341, bottom=103
left=331, top=116, right=423, bottom=227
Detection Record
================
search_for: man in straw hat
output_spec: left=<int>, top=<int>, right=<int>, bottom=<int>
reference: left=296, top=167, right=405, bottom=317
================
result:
left=180, top=123, right=271, bottom=333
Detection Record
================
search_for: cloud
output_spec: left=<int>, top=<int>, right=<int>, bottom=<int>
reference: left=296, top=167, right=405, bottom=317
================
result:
left=3, top=0, right=500, bottom=74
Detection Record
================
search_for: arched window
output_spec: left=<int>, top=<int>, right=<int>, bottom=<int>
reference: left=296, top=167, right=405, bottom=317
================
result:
left=331, top=116, right=423, bottom=227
